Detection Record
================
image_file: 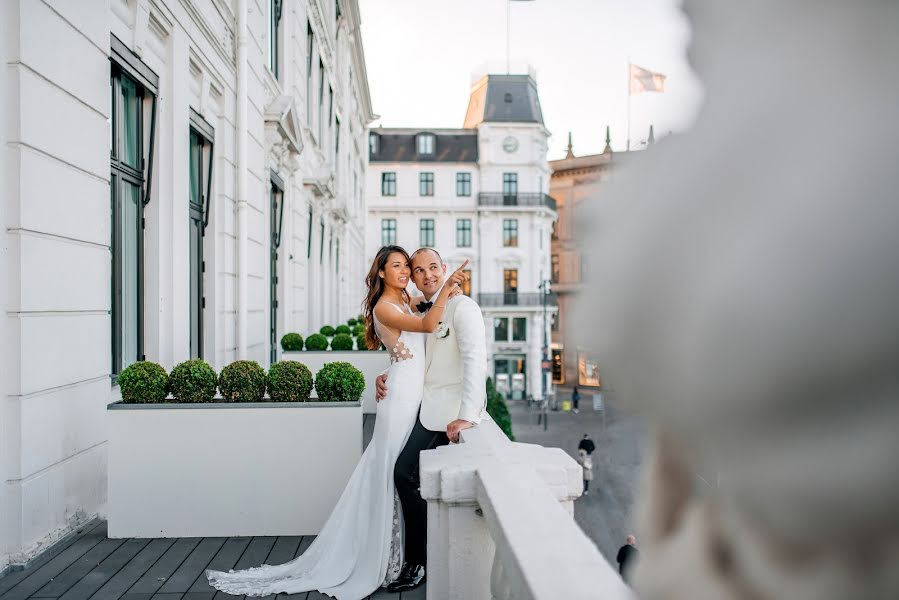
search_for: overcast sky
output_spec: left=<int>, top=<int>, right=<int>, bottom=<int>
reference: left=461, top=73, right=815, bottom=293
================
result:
left=358, top=0, right=704, bottom=159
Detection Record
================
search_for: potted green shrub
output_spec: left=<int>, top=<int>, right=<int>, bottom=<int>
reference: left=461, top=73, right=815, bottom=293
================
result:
left=347, top=318, right=357, bottom=327
left=218, top=360, right=266, bottom=402
left=118, top=361, right=169, bottom=403
left=314, top=362, right=365, bottom=402
left=305, top=333, right=329, bottom=351
left=335, top=324, right=351, bottom=336
left=281, top=332, right=304, bottom=352
left=352, top=324, right=365, bottom=336
left=168, top=359, right=217, bottom=403
left=356, top=334, right=369, bottom=351
left=331, top=333, right=354, bottom=351
left=319, top=325, right=336, bottom=337
left=267, top=361, right=313, bottom=402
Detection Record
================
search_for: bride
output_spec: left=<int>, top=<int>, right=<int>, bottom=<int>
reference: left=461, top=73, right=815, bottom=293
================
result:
left=207, top=245, right=468, bottom=599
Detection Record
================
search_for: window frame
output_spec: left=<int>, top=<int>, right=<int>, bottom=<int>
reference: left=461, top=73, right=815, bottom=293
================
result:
left=270, top=172, right=285, bottom=366
left=503, top=172, right=518, bottom=201
left=456, top=218, right=472, bottom=247
left=269, top=0, right=283, bottom=79
left=456, top=172, right=471, bottom=196
left=419, top=172, right=434, bottom=196
left=381, top=171, right=396, bottom=196
left=503, top=218, right=519, bottom=247
left=419, top=218, right=435, bottom=247
left=417, top=133, right=435, bottom=155
left=494, top=317, right=510, bottom=342
left=381, top=218, right=397, bottom=246
left=369, top=132, right=380, bottom=156
left=512, top=317, right=527, bottom=342
left=109, top=35, right=159, bottom=380
left=188, top=109, right=215, bottom=359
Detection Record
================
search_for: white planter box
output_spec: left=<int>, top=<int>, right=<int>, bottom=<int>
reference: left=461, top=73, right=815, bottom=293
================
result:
left=107, top=400, right=361, bottom=539
left=280, top=351, right=389, bottom=414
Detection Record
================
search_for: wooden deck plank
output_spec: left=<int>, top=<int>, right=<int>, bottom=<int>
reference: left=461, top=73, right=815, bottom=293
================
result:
left=31, top=538, right=126, bottom=598
left=399, top=582, right=426, bottom=600
left=127, top=539, right=201, bottom=594
left=231, top=539, right=275, bottom=572
left=263, top=538, right=301, bottom=569
left=149, top=594, right=183, bottom=600
left=0, top=524, right=108, bottom=600
left=181, top=593, right=214, bottom=600
left=89, top=539, right=176, bottom=600
left=157, top=540, right=225, bottom=594
left=0, top=521, right=105, bottom=597
left=186, top=538, right=250, bottom=594
left=56, top=539, right=150, bottom=600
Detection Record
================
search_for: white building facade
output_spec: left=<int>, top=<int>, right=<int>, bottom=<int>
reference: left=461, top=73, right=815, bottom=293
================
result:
left=366, top=74, right=557, bottom=401
left=0, top=0, right=373, bottom=572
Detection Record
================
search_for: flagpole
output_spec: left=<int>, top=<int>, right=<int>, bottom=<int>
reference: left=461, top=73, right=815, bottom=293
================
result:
left=627, top=59, right=632, bottom=151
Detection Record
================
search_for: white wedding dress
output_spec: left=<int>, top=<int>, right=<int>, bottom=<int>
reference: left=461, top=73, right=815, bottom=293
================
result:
left=207, top=302, right=425, bottom=599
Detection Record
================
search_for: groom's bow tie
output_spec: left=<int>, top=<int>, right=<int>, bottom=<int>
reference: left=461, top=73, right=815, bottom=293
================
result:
left=417, top=300, right=433, bottom=313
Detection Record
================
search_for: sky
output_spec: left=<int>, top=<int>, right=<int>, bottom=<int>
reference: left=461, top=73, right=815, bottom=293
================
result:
left=358, top=0, right=705, bottom=160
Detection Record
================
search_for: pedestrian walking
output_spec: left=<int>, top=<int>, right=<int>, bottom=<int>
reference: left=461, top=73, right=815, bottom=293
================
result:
left=571, top=386, right=581, bottom=413
left=616, top=535, right=639, bottom=582
left=578, top=433, right=595, bottom=455
left=577, top=448, right=593, bottom=495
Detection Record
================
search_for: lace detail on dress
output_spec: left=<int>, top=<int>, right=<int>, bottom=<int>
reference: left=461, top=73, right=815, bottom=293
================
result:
left=374, top=302, right=416, bottom=363
left=381, top=490, right=404, bottom=587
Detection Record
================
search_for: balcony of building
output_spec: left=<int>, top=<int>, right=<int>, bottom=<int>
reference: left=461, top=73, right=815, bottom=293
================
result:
left=478, top=292, right=559, bottom=308
left=478, top=192, right=558, bottom=211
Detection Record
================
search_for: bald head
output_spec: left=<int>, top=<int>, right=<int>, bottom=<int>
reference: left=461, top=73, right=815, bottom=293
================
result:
left=626, top=535, right=637, bottom=545
left=410, top=247, right=447, bottom=299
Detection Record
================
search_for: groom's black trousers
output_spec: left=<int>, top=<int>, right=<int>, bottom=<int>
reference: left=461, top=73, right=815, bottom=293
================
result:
left=394, top=416, right=449, bottom=566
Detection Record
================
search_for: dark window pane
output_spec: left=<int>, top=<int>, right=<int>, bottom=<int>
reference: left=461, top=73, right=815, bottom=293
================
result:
left=121, top=181, right=141, bottom=370
left=512, top=317, right=527, bottom=341
left=494, top=317, right=509, bottom=342
left=503, top=219, right=518, bottom=247
left=120, top=76, right=140, bottom=169
left=420, top=218, right=434, bottom=247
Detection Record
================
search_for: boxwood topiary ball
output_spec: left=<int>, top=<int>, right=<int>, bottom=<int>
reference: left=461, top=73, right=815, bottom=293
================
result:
left=352, top=324, right=365, bottom=336
left=319, top=325, right=336, bottom=337
left=335, top=324, right=351, bottom=336
left=281, top=332, right=304, bottom=352
left=267, top=361, right=313, bottom=402
left=314, top=362, right=365, bottom=402
left=118, top=361, right=169, bottom=403
left=356, top=334, right=369, bottom=351
left=347, top=318, right=358, bottom=327
left=169, top=359, right=217, bottom=403
left=331, top=333, right=354, bottom=351
left=218, top=360, right=266, bottom=402
left=305, top=333, right=329, bottom=351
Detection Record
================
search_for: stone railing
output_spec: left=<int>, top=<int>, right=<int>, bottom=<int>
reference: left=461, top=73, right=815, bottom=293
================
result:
left=420, top=417, right=632, bottom=600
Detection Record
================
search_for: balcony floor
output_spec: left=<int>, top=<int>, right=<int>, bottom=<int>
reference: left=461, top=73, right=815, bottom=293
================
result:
left=0, top=416, right=423, bottom=600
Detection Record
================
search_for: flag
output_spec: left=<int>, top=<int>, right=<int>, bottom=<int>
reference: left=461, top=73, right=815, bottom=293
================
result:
left=629, top=63, right=666, bottom=94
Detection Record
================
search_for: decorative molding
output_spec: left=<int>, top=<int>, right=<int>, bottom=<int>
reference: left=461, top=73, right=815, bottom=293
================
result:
left=179, top=0, right=235, bottom=71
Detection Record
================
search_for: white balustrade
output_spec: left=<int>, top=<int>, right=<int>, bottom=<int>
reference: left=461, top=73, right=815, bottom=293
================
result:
left=420, top=417, right=633, bottom=599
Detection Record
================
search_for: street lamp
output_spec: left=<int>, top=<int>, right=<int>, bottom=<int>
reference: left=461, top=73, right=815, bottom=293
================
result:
left=538, top=279, right=551, bottom=430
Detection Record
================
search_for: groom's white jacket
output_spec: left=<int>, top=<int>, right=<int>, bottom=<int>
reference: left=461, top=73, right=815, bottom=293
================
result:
left=420, top=294, right=487, bottom=432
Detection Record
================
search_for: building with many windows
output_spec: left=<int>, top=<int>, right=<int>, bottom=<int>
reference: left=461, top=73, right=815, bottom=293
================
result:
left=0, top=0, right=373, bottom=571
left=367, top=73, right=558, bottom=401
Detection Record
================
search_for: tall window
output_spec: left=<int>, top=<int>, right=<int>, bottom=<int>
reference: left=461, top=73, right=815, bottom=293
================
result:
left=369, top=132, right=379, bottom=156
left=306, top=22, right=314, bottom=125
left=494, top=318, right=509, bottom=341
left=381, top=219, right=396, bottom=245
left=381, top=172, right=396, bottom=196
left=456, top=218, right=472, bottom=247
left=306, top=206, right=313, bottom=258
left=319, top=220, right=325, bottom=264
left=461, top=270, right=472, bottom=296
left=335, top=239, right=340, bottom=273
left=503, top=219, right=519, bottom=247
left=419, top=219, right=435, bottom=247
left=456, top=172, right=471, bottom=196
left=417, top=133, right=435, bottom=155
left=110, top=38, right=158, bottom=378
left=318, top=59, right=325, bottom=141
left=268, top=0, right=283, bottom=78
left=188, top=110, right=214, bottom=359
left=334, top=116, right=340, bottom=163
left=327, top=84, right=333, bottom=148
left=270, top=173, right=285, bottom=366
left=551, top=253, right=560, bottom=283
left=503, top=269, right=518, bottom=304
left=512, top=317, right=527, bottom=341
left=503, top=172, right=518, bottom=200
left=419, top=172, right=434, bottom=196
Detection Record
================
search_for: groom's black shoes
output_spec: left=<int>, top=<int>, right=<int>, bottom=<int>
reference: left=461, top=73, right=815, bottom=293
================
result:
left=387, top=563, right=425, bottom=593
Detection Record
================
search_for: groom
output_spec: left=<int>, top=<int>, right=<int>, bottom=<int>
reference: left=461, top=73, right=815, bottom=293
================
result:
left=376, top=247, right=487, bottom=593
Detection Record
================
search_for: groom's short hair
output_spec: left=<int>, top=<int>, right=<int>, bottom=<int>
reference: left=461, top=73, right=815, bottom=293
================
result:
left=410, top=247, right=444, bottom=265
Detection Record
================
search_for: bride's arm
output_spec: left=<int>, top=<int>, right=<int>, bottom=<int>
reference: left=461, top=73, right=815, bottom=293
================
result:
left=376, top=260, right=468, bottom=333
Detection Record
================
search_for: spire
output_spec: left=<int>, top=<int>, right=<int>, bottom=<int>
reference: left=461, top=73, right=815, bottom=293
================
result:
left=648, top=124, right=655, bottom=145
left=603, top=125, right=612, bottom=154
left=565, top=131, right=574, bottom=158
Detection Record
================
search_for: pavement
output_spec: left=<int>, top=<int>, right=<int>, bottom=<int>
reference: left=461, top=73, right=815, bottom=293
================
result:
left=507, top=388, right=647, bottom=565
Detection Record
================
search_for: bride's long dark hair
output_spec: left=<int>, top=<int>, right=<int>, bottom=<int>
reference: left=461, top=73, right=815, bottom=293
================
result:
left=363, top=246, right=411, bottom=350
